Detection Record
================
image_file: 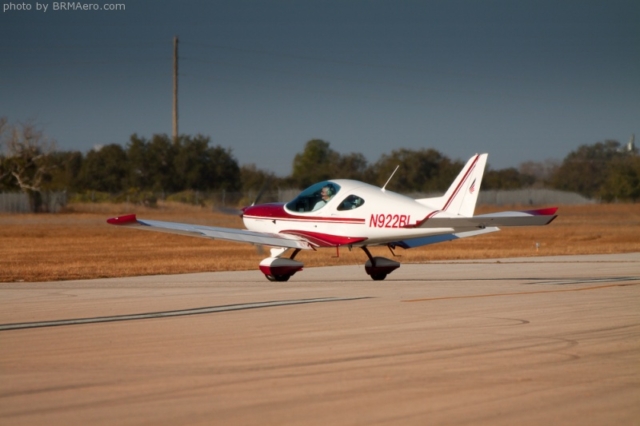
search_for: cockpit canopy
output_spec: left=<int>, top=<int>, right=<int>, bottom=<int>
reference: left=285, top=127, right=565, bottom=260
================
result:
left=285, top=181, right=341, bottom=213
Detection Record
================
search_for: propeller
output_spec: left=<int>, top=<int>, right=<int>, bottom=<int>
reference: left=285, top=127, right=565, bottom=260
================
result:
left=215, top=177, right=272, bottom=216
left=251, top=177, right=271, bottom=206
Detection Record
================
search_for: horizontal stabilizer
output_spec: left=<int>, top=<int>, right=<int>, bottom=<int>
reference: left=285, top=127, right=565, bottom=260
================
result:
left=415, top=207, right=558, bottom=229
left=389, top=227, right=500, bottom=249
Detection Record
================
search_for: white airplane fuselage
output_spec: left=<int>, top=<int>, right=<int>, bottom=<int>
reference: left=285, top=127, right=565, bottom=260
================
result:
left=242, top=179, right=456, bottom=247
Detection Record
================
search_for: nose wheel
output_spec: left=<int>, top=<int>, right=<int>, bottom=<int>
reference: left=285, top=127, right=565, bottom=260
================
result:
left=259, top=249, right=303, bottom=282
left=264, top=274, right=291, bottom=282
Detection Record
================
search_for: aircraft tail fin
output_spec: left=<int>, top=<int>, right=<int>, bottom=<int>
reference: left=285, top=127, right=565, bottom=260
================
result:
left=416, top=153, right=488, bottom=217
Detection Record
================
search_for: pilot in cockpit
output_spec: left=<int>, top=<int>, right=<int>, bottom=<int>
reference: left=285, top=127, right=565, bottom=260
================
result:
left=312, top=185, right=335, bottom=211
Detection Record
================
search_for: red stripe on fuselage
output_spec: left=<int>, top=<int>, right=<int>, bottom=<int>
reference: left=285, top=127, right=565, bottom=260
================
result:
left=243, top=203, right=365, bottom=224
left=280, top=230, right=368, bottom=247
left=413, top=210, right=441, bottom=228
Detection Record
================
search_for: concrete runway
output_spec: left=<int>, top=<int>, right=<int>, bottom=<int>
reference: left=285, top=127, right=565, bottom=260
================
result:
left=1, top=253, right=639, bottom=425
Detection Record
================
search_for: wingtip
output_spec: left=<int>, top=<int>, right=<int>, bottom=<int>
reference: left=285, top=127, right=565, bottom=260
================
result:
left=523, top=207, right=558, bottom=216
left=107, top=214, right=138, bottom=225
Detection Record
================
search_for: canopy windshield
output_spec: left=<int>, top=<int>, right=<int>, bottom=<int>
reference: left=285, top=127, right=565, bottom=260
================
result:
left=285, top=181, right=341, bottom=213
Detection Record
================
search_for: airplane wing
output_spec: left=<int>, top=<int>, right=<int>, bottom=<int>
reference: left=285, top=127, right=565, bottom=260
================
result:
left=107, top=214, right=315, bottom=249
left=416, top=207, right=558, bottom=229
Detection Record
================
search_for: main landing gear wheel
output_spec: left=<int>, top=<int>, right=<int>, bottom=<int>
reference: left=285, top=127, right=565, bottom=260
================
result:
left=361, top=246, right=400, bottom=281
left=370, top=273, right=388, bottom=281
left=265, top=274, right=291, bottom=282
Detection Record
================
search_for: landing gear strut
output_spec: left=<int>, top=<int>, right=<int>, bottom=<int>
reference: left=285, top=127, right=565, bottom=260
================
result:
left=361, top=246, right=400, bottom=281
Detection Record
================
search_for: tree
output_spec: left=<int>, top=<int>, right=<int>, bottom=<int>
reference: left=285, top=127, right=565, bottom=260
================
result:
left=172, top=135, right=240, bottom=191
left=371, top=148, right=461, bottom=193
left=240, top=164, right=276, bottom=192
left=146, top=134, right=178, bottom=192
left=173, top=135, right=209, bottom=190
left=0, top=117, right=12, bottom=190
left=483, top=167, right=535, bottom=190
left=126, top=134, right=149, bottom=190
left=46, top=150, right=83, bottom=191
left=335, top=152, right=370, bottom=181
left=0, top=118, right=57, bottom=212
left=207, top=145, right=241, bottom=191
left=599, top=156, right=640, bottom=202
left=79, top=144, right=129, bottom=193
left=550, top=140, right=625, bottom=198
left=291, top=139, right=340, bottom=188
left=126, top=134, right=177, bottom=192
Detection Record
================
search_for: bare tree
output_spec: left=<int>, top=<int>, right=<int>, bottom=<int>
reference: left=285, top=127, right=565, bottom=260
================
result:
left=0, top=117, right=11, bottom=185
left=0, top=118, right=56, bottom=212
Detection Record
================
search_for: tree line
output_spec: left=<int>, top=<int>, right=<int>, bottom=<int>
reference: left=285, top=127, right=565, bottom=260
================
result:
left=1, top=118, right=638, bottom=212
left=243, top=138, right=639, bottom=202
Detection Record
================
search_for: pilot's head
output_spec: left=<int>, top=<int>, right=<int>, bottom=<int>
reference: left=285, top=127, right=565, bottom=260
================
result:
left=321, top=185, right=334, bottom=200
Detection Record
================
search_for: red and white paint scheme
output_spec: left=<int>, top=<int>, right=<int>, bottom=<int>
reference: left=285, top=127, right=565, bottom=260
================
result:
left=108, top=153, right=557, bottom=281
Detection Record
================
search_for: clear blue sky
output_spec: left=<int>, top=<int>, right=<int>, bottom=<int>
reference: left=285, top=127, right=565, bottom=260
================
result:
left=1, top=0, right=638, bottom=176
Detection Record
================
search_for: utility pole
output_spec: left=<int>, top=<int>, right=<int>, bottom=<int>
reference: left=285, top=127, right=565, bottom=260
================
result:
left=172, top=36, right=179, bottom=143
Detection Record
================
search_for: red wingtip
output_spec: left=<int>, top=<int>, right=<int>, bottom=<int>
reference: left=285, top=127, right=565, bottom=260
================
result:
left=523, top=207, right=558, bottom=216
left=107, top=214, right=138, bottom=225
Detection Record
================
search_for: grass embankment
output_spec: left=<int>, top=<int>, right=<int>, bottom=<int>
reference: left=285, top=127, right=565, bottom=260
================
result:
left=1, top=203, right=638, bottom=282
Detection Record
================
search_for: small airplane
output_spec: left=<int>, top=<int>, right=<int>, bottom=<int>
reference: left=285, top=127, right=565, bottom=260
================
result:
left=107, top=153, right=557, bottom=281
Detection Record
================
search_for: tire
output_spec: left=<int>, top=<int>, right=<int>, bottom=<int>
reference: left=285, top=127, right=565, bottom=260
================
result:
left=265, top=274, right=290, bottom=282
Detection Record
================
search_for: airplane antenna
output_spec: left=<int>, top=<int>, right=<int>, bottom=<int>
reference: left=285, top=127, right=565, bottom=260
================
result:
left=381, top=165, right=400, bottom=192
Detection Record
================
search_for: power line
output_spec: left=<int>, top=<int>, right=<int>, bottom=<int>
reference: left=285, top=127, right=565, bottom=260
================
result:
left=180, top=57, right=569, bottom=108
left=181, top=40, right=534, bottom=87
left=0, top=59, right=169, bottom=69
left=183, top=41, right=393, bottom=69
left=0, top=42, right=166, bottom=51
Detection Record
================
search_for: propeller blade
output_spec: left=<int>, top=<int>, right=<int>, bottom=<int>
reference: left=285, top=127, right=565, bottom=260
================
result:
left=251, top=178, right=271, bottom=206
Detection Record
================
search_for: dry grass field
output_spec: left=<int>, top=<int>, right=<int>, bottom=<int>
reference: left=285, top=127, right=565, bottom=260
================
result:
left=1, top=202, right=638, bottom=282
